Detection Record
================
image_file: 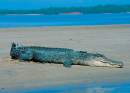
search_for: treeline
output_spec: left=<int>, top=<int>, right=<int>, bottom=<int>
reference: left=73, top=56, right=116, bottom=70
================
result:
left=0, top=5, right=130, bottom=15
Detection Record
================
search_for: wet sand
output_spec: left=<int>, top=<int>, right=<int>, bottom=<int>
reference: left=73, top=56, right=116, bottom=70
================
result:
left=0, top=25, right=130, bottom=90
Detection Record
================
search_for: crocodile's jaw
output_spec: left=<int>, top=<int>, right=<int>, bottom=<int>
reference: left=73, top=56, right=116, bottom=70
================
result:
left=86, top=60, right=111, bottom=67
left=84, top=60, right=123, bottom=68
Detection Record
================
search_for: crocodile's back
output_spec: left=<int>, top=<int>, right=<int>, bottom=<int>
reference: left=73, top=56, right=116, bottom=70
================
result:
left=25, top=46, right=73, bottom=52
left=32, top=48, right=75, bottom=63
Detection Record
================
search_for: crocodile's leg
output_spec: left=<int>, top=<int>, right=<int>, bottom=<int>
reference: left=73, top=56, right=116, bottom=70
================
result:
left=63, top=59, right=73, bottom=68
left=19, top=50, right=33, bottom=61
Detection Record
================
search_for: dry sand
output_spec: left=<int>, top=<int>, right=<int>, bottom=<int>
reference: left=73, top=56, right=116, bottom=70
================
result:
left=0, top=25, right=130, bottom=90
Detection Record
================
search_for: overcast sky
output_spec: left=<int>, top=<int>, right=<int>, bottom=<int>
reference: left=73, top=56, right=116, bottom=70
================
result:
left=0, top=0, right=130, bottom=9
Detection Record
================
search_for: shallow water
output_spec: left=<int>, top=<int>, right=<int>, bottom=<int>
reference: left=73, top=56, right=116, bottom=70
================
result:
left=0, top=13, right=130, bottom=27
left=1, top=82, right=130, bottom=93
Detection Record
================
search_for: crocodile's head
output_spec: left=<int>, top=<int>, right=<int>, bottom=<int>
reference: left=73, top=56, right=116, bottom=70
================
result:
left=10, top=42, right=33, bottom=61
left=87, top=53, right=124, bottom=68
left=10, top=42, right=23, bottom=59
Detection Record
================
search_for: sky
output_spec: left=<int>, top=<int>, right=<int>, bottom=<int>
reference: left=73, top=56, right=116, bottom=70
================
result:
left=0, top=0, right=130, bottom=9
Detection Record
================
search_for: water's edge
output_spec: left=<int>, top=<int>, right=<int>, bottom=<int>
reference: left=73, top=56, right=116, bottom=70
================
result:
left=1, top=82, right=130, bottom=93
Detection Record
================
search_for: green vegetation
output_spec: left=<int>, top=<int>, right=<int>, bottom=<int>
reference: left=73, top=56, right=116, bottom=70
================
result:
left=0, top=5, right=130, bottom=15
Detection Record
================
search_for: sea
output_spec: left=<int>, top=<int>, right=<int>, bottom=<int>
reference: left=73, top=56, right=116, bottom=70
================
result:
left=1, top=82, right=130, bottom=93
left=0, top=13, right=130, bottom=28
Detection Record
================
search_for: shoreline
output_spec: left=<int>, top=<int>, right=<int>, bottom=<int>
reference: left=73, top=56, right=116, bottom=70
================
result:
left=0, top=12, right=130, bottom=16
left=0, top=24, right=130, bottom=29
left=16, top=82, right=130, bottom=93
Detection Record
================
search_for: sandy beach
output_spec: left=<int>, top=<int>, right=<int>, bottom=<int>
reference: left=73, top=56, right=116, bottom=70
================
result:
left=0, top=25, right=130, bottom=91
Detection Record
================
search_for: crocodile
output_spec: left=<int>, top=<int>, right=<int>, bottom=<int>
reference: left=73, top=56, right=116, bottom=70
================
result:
left=10, top=42, right=123, bottom=68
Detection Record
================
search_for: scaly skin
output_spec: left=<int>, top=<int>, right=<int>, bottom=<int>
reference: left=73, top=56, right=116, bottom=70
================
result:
left=10, top=43, right=124, bottom=68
